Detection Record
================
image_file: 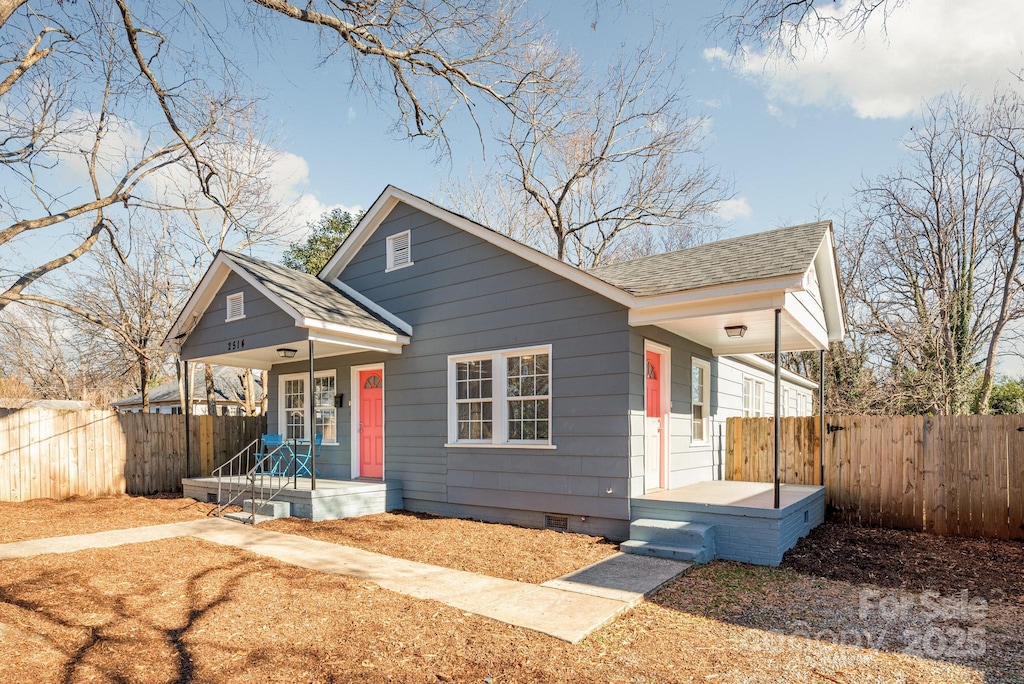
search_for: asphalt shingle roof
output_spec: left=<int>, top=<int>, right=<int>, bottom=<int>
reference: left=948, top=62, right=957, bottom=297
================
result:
left=223, top=251, right=404, bottom=336
left=586, top=221, right=830, bottom=297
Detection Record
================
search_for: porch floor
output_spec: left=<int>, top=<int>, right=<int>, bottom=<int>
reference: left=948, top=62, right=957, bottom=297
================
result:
left=182, top=476, right=404, bottom=522
left=629, top=480, right=825, bottom=566
left=637, top=480, right=822, bottom=515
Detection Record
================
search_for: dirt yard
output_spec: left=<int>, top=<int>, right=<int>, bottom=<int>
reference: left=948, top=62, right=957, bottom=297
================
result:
left=0, top=498, right=1020, bottom=682
left=262, top=511, right=619, bottom=583
left=0, top=494, right=220, bottom=543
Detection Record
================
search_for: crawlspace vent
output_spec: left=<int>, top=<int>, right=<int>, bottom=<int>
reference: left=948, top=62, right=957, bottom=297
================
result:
left=545, top=514, right=568, bottom=531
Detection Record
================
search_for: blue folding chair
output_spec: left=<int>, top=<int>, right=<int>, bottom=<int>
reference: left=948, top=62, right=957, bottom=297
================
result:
left=294, top=433, right=323, bottom=477
left=258, top=433, right=287, bottom=474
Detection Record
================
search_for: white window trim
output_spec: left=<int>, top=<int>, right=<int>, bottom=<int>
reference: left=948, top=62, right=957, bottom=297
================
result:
left=225, top=292, right=245, bottom=322
left=446, top=344, right=554, bottom=448
left=350, top=363, right=385, bottom=479
left=691, top=357, right=711, bottom=445
left=277, top=370, right=338, bottom=445
left=385, top=230, right=413, bottom=272
left=741, top=376, right=765, bottom=418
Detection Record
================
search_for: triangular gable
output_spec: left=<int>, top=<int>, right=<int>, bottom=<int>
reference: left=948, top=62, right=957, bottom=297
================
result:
left=163, top=251, right=411, bottom=351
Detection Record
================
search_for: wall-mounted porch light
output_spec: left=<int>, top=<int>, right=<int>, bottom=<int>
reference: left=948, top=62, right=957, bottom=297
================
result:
left=724, top=325, right=748, bottom=338
left=277, top=348, right=298, bottom=359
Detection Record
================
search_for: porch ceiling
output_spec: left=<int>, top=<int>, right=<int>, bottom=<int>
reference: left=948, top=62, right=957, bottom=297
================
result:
left=182, top=334, right=400, bottom=371
left=630, top=291, right=829, bottom=355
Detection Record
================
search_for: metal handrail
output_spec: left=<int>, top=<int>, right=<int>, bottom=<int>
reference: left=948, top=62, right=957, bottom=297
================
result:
left=214, top=439, right=293, bottom=518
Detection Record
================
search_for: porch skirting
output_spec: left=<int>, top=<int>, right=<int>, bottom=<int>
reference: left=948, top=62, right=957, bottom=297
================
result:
left=630, top=481, right=825, bottom=566
left=183, top=476, right=403, bottom=521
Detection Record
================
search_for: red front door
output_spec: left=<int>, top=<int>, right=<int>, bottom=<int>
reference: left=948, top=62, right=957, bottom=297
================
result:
left=358, top=369, right=384, bottom=479
left=645, top=350, right=663, bottom=490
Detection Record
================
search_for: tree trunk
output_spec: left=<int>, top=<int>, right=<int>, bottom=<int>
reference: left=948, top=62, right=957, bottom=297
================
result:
left=140, top=354, right=149, bottom=412
left=205, top=364, right=217, bottom=416
left=243, top=368, right=257, bottom=416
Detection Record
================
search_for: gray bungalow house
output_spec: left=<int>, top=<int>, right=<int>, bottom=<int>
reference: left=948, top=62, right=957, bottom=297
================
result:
left=168, top=185, right=843, bottom=565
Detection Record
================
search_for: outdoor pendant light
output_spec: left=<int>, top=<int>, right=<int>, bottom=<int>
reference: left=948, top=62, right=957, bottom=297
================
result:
left=724, top=325, right=748, bottom=338
left=277, top=348, right=298, bottom=359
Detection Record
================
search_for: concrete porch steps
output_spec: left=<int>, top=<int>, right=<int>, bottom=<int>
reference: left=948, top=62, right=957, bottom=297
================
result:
left=223, top=511, right=275, bottom=525
left=620, top=519, right=716, bottom=564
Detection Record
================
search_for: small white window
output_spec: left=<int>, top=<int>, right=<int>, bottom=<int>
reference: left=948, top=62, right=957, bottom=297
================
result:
left=386, top=230, right=413, bottom=271
left=742, top=377, right=765, bottom=417
left=225, top=292, right=245, bottom=321
left=447, top=345, right=552, bottom=446
left=691, top=358, right=710, bottom=443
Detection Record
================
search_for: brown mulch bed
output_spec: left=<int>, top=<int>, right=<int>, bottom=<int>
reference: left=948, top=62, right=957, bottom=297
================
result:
left=782, top=522, right=1024, bottom=604
left=262, top=510, right=618, bottom=584
left=0, top=495, right=222, bottom=544
left=0, top=536, right=1002, bottom=683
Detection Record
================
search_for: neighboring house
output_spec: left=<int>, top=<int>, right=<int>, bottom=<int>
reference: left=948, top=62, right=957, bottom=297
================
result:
left=0, top=399, right=92, bottom=411
left=166, top=185, right=843, bottom=541
left=112, top=366, right=263, bottom=416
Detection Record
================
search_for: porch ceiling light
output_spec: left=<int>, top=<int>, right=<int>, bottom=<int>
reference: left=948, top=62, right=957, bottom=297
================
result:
left=277, top=348, right=298, bottom=359
left=724, top=325, right=748, bottom=338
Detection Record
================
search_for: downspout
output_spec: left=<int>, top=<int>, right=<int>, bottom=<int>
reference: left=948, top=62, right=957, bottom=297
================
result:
left=774, top=309, right=781, bottom=509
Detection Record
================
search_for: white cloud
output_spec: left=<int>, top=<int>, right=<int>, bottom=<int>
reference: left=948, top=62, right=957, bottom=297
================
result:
left=347, top=107, right=357, bottom=122
left=716, top=197, right=752, bottom=221
left=704, top=0, right=1024, bottom=118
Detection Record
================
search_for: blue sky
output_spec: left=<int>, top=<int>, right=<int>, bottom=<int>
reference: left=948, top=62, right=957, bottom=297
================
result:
left=239, top=0, right=1024, bottom=242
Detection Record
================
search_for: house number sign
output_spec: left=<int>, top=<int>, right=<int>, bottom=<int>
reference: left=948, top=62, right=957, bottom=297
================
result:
left=226, top=338, right=246, bottom=351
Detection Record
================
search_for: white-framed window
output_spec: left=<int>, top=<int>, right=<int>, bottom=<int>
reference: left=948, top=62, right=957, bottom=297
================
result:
left=742, top=377, right=765, bottom=417
left=691, top=358, right=710, bottom=444
left=779, top=387, right=800, bottom=417
left=386, top=230, right=413, bottom=271
left=802, top=392, right=813, bottom=415
left=225, top=292, right=245, bottom=321
left=447, top=345, right=552, bottom=447
left=278, top=371, right=337, bottom=443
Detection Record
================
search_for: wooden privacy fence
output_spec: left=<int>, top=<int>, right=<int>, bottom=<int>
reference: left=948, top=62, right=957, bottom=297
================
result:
left=725, top=415, right=1024, bottom=540
left=0, top=408, right=264, bottom=502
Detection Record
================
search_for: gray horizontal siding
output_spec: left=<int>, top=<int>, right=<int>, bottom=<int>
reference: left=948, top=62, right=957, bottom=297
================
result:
left=181, top=271, right=306, bottom=361
left=330, top=203, right=631, bottom=521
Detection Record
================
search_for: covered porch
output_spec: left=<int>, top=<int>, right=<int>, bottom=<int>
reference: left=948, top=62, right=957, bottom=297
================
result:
left=164, top=249, right=413, bottom=493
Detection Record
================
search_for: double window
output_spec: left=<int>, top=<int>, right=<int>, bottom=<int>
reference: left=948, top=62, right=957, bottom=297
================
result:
left=448, top=345, right=552, bottom=446
left=742, top=377, right=765, bottom=417
left=278, top=371, right=337, bottom=443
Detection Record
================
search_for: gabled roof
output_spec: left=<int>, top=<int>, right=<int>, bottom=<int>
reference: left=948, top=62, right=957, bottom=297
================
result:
left=317, top=186, right=844, bottom=349
left=112, top=366, right=263, bottom=407
left=586, top=222, right=831, bottom=297
left=223, top=251, right=403, bottom=336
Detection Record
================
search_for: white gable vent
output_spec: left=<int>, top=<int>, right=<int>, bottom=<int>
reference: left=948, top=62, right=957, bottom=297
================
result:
left=225, top=292, right=245, bottom=322
left=386, top=230, right=412, bottom=271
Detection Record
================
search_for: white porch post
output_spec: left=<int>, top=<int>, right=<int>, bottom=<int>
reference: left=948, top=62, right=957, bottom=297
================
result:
left=774, top=308, right=781, bottom=509
left=309, top=338, right=317, bottom=491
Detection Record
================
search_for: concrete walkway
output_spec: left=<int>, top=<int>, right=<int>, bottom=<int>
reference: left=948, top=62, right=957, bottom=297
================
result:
left=0, top=518, right=690, bottom=643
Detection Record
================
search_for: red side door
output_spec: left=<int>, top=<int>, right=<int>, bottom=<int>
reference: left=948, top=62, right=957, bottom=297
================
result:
left=358, top=369, right=384, bottom=479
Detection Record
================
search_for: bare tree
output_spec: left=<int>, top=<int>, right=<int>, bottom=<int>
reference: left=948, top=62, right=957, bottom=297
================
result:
left=709, top=0, right=904, bottom=60
left=853, top=93, right=1024, bottom=414
left=245, top=0, right=553, bottom=153
left=17, top=224, right=188, bottom=410
left=449, top=37, right=726, bottom=268
left=0, top=304, right=130, bottom=404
